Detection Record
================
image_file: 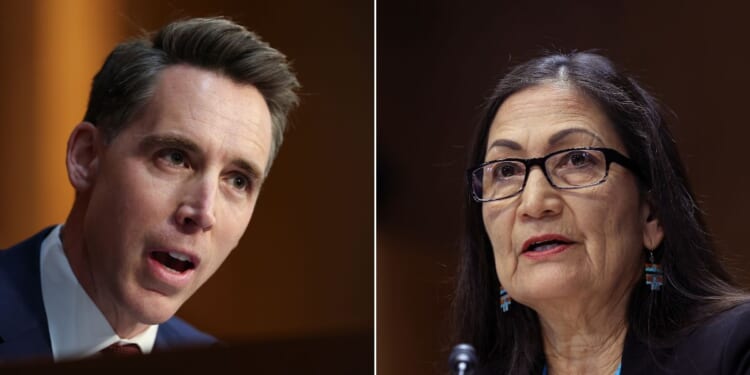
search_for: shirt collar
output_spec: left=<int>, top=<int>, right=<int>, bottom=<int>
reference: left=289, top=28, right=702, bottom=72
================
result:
left=39, top=225, right=158, bottom=361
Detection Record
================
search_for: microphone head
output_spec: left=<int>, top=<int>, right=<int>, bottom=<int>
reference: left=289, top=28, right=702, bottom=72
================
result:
left=449, top=343, right=478, bottom=374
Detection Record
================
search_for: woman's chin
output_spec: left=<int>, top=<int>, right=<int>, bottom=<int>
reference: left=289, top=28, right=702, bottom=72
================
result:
left=511, top=274, right=592, bottom=307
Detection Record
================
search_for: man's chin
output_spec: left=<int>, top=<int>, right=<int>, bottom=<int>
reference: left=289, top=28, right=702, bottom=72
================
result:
left=125, top=288, right=186, bottom=325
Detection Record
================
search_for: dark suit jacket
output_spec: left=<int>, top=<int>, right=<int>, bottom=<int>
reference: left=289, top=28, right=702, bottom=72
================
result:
left=0, top=228, right=217, bottom=363
left=477, top=302, right=750, bottom=374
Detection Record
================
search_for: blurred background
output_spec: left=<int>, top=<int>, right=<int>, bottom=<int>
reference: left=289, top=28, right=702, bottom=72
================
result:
left=9, top=1, right=750, bottom=373
left=378, top=1, right=750, bottom=374
left=0, top=0, right=373, bottom=364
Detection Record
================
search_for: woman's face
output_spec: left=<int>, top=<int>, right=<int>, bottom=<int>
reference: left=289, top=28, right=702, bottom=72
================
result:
left=482, top=83, right=663, bottom=311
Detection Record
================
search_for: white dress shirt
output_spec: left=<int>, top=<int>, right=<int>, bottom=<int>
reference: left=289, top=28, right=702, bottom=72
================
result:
left=39, top=225, right=159, bottom=361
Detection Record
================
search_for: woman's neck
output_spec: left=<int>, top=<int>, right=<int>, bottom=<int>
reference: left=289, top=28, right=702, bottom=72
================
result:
left=537, top=299, right=629, bottom=374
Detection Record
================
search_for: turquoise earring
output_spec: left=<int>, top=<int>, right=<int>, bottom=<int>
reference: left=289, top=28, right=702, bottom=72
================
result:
left=645, top=248, right=664, bottom=291
left=499, top=288, right=512, bottom=312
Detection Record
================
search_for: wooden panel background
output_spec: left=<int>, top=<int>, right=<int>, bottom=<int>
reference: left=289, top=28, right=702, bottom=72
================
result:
left=0, top=0, right=373, bottom=351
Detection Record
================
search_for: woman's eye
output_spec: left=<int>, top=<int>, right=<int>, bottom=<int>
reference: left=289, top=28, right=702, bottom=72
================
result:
left=493, top=162, right=522, bottom=179
left=566, top=151, right=593, bottom=167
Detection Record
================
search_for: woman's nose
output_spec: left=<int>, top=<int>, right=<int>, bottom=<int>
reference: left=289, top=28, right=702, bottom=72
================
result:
left=516, top=167, right=563, bottom=219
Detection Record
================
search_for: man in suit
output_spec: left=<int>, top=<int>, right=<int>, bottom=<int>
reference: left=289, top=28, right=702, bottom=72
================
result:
left=0, top=17, right=299, bottom=363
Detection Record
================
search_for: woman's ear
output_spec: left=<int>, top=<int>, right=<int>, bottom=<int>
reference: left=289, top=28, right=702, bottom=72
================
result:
left=66, top=122, right=103, bottom=192
left=642, top=196, right=664, bottom=249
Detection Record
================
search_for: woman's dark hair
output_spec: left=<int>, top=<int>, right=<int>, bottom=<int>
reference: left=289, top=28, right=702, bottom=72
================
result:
left=451, top=51, right=747, bottom=373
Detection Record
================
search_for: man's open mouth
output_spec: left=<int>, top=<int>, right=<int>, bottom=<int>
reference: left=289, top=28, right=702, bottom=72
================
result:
left=150, top=251, right=195, bottom=273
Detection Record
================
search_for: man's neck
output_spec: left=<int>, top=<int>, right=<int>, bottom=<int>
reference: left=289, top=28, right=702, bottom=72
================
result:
left=61, top=207, right=150, bottom=339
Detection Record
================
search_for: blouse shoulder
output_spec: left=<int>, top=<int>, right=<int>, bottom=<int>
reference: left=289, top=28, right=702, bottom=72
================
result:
left=671, top=301, right=750, bottom=375
left=623, top=301, right=750, bottom=375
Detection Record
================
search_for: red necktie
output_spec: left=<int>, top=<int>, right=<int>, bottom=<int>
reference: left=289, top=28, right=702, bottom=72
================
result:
left=98, top=343, right=142, bottom=357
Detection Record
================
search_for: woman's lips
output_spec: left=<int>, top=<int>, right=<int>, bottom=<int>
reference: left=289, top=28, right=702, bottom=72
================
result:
left=521, top=234, right=575, bottom=259
left=522, top=242, right=573, bottom=259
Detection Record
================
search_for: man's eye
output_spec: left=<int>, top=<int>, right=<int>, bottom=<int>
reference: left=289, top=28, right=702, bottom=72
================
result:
left=161, top=149, right=188, bottom=168
left=229, top=174, right=250, bottom=191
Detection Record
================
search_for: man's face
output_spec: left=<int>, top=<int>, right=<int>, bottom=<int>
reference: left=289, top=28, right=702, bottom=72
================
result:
left=79, top=65, right=272, bottom=329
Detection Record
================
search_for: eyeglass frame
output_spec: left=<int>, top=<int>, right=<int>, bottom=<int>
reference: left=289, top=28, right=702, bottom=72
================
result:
left=468, top=147, right=647, bottom=203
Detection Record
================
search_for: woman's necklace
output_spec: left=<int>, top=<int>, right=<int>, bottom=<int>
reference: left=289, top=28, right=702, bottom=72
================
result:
left=542, top=362, right=622, bottom=375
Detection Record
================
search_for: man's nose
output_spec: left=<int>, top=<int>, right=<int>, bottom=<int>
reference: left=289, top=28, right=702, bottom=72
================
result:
left=175, top=175, right=218, bottom=232
left=516, top=166, right=562, bottom=219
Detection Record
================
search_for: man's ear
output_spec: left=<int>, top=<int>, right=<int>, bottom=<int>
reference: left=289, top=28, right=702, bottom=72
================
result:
left=642, top=196, right=664, bottom=250
left=66, top=122, right=103, bottom=192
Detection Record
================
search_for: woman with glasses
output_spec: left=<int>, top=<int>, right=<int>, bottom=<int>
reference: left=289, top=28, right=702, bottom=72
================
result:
left=452, top=52, right=750, bottom=374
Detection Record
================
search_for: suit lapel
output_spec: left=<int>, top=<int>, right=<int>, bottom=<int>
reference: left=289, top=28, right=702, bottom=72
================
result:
left=0, top=228, right=55, bottom=361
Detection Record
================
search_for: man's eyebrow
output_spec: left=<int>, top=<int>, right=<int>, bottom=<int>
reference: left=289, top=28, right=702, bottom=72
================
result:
left=232, top=158, right=263, bottom=182
left=140, top=134, right=264, bottom=181
left=139, top=134, right=201, bottom=154
left=548, top=128, right=604, bottom=146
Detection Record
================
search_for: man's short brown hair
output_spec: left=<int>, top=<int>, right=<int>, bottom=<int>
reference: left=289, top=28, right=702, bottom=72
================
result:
left=83, top=17, right=300, bottom=171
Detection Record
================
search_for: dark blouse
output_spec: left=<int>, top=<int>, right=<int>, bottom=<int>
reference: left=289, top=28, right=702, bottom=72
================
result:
left=622, top=301, right=750, bottom=374
left=477, top=302, right=750, bottom=374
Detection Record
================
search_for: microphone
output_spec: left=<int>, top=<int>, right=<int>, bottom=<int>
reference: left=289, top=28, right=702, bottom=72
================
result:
left=449, top=343, right=478, bottom=375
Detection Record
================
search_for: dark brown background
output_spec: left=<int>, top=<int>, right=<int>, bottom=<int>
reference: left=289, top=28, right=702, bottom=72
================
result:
left=6, top=1, right=750, bottom=373
left=378, top=1, right=750, bottom=374
left=0, top=0, right=373, bottom=364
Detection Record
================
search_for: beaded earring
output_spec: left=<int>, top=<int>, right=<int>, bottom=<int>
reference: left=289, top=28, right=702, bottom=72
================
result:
left=644, top=248, right=664, bottom=291
left=499, top=288, right=512, bottom=312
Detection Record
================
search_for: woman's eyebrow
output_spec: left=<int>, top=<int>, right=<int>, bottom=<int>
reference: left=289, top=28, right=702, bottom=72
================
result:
left=486, top=127, right=604, bottom=153
left=486, top=138, right=522, bottom=152
left=548, top=128, right=604, bottom=146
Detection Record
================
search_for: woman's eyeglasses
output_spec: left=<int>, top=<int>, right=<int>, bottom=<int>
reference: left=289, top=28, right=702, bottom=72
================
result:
left=469, top=147, right=645, bottom=202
